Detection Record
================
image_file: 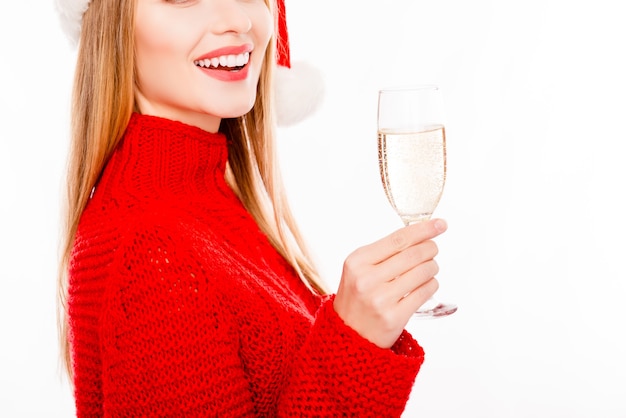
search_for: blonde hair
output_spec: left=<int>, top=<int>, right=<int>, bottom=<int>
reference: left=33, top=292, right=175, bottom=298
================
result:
left=58, top=0, right=327, bottom=379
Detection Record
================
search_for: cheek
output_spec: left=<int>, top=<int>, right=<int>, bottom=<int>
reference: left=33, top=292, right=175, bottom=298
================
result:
left=134, top=4, right=181, bottom=68
left=255, top=8, right=274, bottom=47
left=135, top=27, right=173, bottom=74
left=134, top=28, right=187, bottom=96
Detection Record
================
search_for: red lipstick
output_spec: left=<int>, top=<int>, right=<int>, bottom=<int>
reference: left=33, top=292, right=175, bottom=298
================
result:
left=195, top=44, right=253, bottom=62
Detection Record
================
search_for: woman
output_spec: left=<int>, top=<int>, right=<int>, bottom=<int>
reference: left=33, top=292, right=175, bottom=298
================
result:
left=56, top=0, right=447, bottom=416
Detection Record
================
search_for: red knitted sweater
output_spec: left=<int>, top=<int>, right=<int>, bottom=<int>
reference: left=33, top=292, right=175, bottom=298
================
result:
left=68, top=113, right=425, bottom=417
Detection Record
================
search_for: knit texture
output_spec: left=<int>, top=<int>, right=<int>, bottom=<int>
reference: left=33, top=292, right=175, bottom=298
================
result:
left=68, top=113, right=425, bottom=417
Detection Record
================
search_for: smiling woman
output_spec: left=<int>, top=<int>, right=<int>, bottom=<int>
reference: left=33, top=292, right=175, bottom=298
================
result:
left=133, top=0, right=271, bottom=130
left=53, top=0, right=448, bottom=416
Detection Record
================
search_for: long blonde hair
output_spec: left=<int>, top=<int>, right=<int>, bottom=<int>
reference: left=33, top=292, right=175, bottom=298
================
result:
left=58, top=0, right=327, bottom=378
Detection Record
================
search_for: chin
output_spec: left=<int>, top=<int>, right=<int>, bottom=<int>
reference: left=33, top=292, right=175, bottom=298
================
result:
left=218, top=102, right=256, bottom=119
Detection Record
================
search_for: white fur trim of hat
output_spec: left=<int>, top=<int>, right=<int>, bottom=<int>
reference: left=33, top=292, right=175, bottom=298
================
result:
left=54, top=0, right=324, bottom=127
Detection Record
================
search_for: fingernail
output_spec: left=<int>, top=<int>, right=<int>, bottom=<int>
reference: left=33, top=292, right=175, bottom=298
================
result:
left=434, top=219, right=448, bottom=232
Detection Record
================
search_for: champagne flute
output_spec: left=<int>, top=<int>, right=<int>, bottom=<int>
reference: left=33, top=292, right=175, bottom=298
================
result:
left=377, top=85, right=457, bottom=318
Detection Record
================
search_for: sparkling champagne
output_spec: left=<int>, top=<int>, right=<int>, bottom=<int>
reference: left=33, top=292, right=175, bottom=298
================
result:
left=378, top=125, right=446, bottom=225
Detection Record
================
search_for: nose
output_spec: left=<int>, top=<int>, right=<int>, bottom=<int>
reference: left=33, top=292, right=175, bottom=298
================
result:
left=208, top=0, right=253, bottom=35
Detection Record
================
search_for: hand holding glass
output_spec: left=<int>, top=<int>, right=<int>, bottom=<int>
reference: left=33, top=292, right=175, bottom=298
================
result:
left=377, top=85, right=457, bottom=318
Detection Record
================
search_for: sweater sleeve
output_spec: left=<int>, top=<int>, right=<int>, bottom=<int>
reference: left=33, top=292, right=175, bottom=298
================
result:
left=278, top=294, right=424, bottom=417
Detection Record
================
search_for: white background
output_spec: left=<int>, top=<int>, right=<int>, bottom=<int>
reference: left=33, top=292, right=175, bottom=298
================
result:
left=1, top=1, right=625, bottom=417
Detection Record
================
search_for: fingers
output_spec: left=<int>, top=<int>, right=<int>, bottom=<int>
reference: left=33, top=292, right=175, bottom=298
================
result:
left=351, top=218, right=448, bottom=266
left=382, top=239, right=439, bottom=282
left=398, top=277, right=440, bottom=316
left=389, top=259, right=440, bottom=301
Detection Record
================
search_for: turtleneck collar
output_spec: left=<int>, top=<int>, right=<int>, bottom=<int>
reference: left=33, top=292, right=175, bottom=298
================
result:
left=97, top=112, right=231, bottom=199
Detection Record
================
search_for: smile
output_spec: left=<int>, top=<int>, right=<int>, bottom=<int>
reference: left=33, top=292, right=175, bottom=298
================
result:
left=194, top=52, right=250, bottom=71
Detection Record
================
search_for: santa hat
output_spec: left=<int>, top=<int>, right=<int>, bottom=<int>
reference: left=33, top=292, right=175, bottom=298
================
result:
left=54, top=0, right=324, bottom=126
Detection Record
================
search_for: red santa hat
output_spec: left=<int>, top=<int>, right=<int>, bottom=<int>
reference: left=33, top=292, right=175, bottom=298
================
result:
left=54, top=0, right=324, bottom=126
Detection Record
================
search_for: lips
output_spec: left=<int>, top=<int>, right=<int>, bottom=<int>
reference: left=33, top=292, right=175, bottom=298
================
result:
left=194, top=44, right=253, bottom=72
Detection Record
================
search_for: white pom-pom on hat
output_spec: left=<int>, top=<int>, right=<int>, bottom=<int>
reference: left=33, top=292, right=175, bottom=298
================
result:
left=54, top=0, right=324, bottom=126
left=54, top=0, right=92, bottom=48
left=275, top=61, right=324, bottom=127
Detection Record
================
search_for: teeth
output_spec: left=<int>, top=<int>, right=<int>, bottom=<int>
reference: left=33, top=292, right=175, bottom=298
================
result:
left=194, top=52, right=250, bottom=69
